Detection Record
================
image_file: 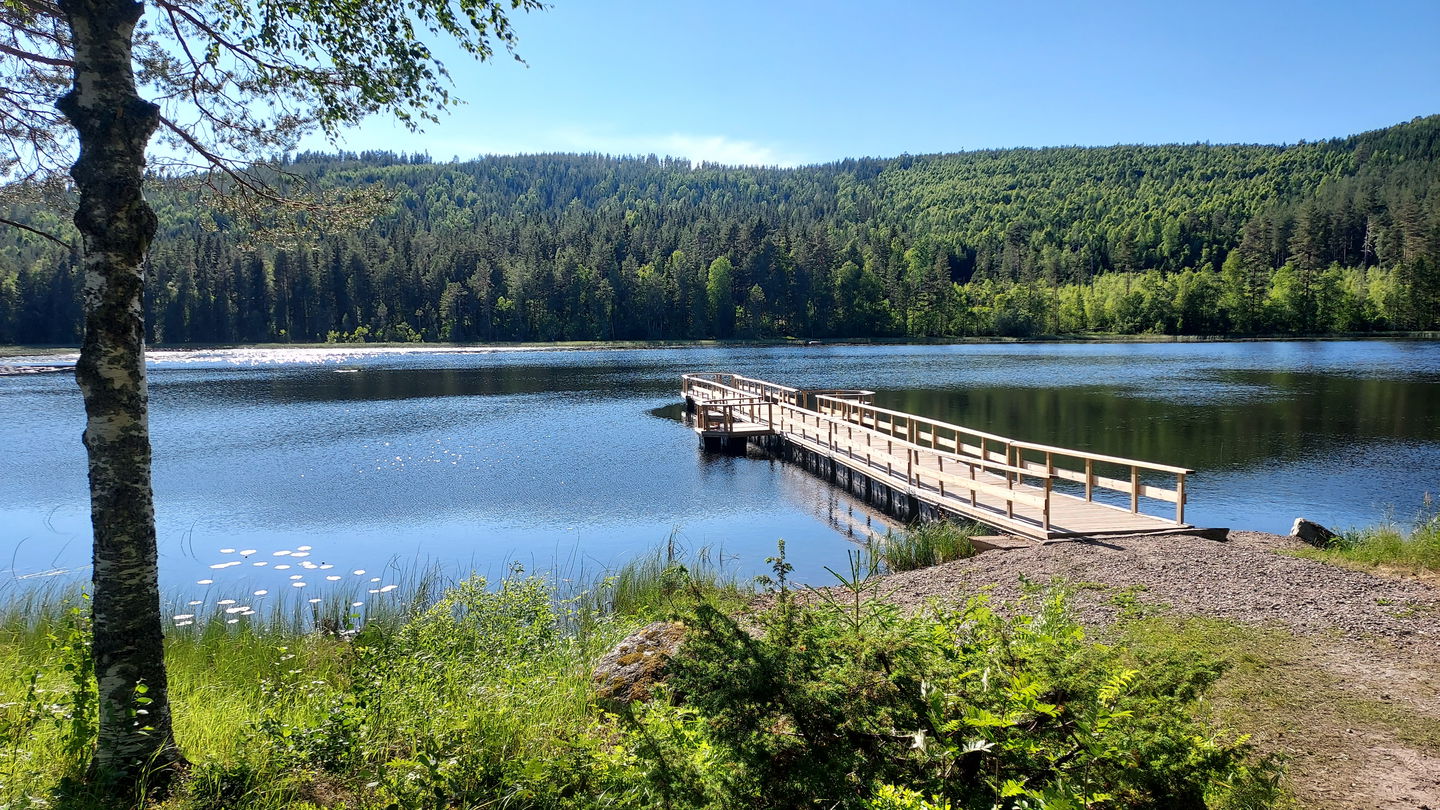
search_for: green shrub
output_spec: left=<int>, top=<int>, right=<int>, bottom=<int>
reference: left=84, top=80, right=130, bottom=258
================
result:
left=0, top=548, right=1283, bottom=810
left=628, top=550, right=1280, bottom=809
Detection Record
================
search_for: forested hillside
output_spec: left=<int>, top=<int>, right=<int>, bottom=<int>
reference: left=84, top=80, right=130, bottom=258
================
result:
left=3, top=115, right=1438, bottom=344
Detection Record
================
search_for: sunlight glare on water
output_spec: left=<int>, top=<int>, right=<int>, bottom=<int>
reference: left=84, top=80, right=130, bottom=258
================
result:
left=2, top=341, right=1438, bottom=600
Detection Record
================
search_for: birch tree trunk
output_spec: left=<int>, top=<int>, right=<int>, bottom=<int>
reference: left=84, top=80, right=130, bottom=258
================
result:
left=55, top=0, right=184, bottom=787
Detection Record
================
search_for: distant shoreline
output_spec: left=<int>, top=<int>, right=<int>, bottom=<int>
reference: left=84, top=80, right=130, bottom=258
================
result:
left=3, top=331, right=1438, bottom=367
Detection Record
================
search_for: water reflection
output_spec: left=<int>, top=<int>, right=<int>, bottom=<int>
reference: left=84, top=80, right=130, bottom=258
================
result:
left=878, top=370, right=1440, bottom=473
left=2, top=340, right=1437, bottom=594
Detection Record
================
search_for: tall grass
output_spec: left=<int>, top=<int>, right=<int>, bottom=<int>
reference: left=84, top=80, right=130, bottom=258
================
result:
left=865, top=519, right=982, bottom=573
left=0, top=540, right=754, bottom=809
left=1307, top=497, right=1440, bottom=573
left=589, top=539, right=747, bottom=617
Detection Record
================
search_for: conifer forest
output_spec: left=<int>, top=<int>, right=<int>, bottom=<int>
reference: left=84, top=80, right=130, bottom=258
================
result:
left=3, top=115, right=1438, bottom=345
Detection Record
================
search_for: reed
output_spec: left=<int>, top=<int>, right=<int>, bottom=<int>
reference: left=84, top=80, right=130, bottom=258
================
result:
left=864, top=519, right=982, bottom=573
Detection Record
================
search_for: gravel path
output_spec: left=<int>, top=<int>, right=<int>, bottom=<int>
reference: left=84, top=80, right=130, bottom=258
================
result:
left=870, top=530, right=1440, bottom=648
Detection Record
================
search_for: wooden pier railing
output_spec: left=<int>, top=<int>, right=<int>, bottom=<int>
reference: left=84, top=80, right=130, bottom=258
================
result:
left=812, top=393, right=1190, bottom=524
left=682, top=372, right=1193, bottom=536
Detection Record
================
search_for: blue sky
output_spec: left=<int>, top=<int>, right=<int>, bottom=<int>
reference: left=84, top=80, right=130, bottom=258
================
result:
left=305, top=0, right=1440, bottom=166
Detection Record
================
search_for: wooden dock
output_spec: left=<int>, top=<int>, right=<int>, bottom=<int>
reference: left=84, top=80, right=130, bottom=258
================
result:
left=681, top=373, right=1195, bottom=542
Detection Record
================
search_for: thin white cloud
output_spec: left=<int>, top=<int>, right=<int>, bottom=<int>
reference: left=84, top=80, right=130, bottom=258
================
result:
left=313, top=124, right=808, bottom=167
left=547, top=128, right=806, bottom=167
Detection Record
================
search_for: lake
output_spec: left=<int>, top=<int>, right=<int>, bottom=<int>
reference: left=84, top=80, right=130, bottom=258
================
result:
left=3, top=340, right=1438, bottom=603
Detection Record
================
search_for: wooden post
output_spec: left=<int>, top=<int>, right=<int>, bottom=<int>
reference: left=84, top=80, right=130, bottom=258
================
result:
left=1130, top=466, right=1140, bottom=513
left=907, top=448, right=914, bottom=486
left=1043, top=477, right=1052, bottom=531
left=1085, top=458, right=1094, bottom=502
left=969, top=463, right=977, bottom=505
left=1176, top=472, right=1186, bottom=524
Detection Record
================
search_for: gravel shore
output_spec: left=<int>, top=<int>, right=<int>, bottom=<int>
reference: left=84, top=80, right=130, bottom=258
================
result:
left=870, top=530, right=1440, bottom=648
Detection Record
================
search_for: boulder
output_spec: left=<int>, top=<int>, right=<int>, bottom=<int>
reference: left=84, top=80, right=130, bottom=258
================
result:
left=1291, top=518, right=1339, bottom=548
left=592, top=620, right=685, bottom=703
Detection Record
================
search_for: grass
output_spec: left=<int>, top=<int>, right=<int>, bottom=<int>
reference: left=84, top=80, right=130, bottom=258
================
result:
left=585, top=536, right=749, bottom=618
left=1294, top=496, right=1440, bottom=576
left=14, top=524, right=1435, bottom=809
left=1111, top=611, right=1440, bottom=809
left=864, top=519, right=982, bottom=573
left=0, top=542, right=750, bottom=810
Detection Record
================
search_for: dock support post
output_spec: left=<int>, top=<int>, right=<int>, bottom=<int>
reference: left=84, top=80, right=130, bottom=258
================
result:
left=1176, top=473, right=1186, bottom=524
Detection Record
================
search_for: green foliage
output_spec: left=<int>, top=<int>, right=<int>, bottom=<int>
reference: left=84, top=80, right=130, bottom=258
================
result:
left=4, top=116, right=1440, bottom=345
left=0, top=598, right=95, bottom=802
left=0, top=547, right=1335, bottom=810
left=324, top=324, right=374, bottom=343
left=1299, top=495, right=1440, bottom=572
left=589, top=539, right=746, bottom=619
left=866, top=520, right=980, bottom=573
left=629, top=553, right=1278, bottom=809
left=0, top=571, right=636, bottom=809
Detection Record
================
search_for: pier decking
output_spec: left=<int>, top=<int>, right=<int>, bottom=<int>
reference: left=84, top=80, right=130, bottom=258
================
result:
left=681, top=373, right=1195, bottom=542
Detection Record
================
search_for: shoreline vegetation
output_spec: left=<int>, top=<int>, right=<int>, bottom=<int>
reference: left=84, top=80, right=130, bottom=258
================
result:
left=3, top=117, right=1439, bottom=348
left=1293, top=497, right=1440, bottom=580
left=2, top=516, right=1436, bottom=809
left=3, top=331, right=1439, bottom=363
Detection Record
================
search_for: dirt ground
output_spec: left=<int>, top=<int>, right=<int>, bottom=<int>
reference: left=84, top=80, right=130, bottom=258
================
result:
left=862, top=531, right=1440, bottom=810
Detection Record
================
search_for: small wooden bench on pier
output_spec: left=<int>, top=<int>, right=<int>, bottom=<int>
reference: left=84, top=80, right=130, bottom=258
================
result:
left=681, top=373, right=1195, bottom=543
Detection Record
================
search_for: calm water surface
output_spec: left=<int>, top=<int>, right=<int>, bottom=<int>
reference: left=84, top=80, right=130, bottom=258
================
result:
left=2, top=341, right=1438, bottom=599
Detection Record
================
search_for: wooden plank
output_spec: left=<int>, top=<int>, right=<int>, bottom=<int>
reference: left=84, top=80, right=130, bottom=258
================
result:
left=680, top=373, right=1193, bottom=542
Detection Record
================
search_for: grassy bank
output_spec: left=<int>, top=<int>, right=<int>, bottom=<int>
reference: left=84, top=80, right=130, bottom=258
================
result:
left=1113, top=614, right=1440, bottom=810
left=1295, top=498, right=1440, bottom=577
left=0, top=537, right=1287, bottom=810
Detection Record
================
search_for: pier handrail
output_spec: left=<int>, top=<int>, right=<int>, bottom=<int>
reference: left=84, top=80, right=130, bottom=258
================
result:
left=770, top=401, right=1052, bottom=528
left=685, top=373, right=1057, bottom=526
left=685, top=372, right=1190, bottom=525
left=812, top=393, right=1190, bottom=524
left=682, top=374, right=1036, bottom=472
left=695, top=396, right=773, bottom=433
left=684, top=373, right=877, bottom=410
left=685, top=374, right=1040, bottom=480
left=812, top=394, right=1192, bottom=475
